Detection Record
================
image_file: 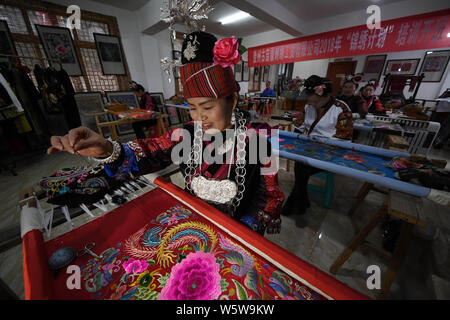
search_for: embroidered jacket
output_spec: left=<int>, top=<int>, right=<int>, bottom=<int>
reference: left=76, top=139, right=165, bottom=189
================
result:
left=104, top=122, right=285, bottom=235
left=293, top=97, right=353, bottom=140
left=336, top=94, right=368, bottom=114
left=261, top=88, right=275, bottom=97
left=360, top=93, right=383, bottom=113
left=139, top=92, right=156, bottom=111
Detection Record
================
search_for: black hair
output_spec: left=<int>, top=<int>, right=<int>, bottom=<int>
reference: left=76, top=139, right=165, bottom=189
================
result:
left=303, top=75, right=332, bottom=96
left=131, top=83, right=145, bottom=92
left=181, top=32, right=218, bottom=65
left=343, top=80, right=359, bottom=90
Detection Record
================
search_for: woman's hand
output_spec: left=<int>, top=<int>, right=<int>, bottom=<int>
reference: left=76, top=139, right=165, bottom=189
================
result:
left=47, top=126, right=113, bottom=158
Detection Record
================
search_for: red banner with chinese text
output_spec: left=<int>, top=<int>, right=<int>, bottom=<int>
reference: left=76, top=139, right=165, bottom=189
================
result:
left=248, top=9, right=450, bottom=67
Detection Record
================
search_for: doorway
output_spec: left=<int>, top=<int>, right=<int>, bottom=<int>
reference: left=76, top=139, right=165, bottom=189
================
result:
left=326, top=61, right=357, bottom=96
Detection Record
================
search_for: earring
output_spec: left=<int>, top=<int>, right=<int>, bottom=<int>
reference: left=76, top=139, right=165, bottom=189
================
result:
left=231, top=111, right=236, bottom=126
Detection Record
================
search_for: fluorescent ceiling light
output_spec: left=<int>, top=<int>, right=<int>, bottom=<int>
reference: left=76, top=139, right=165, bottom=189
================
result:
left=427, top=51, right=433, bottom=54
left=219, top=11, right=250, bottom=25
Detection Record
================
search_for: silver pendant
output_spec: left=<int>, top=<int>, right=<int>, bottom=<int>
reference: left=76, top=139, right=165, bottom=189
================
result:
left=191, top=176, right=237, bottom=204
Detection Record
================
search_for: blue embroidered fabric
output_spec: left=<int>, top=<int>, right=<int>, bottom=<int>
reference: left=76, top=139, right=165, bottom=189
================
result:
left=105, top=144, right=139, bottom=180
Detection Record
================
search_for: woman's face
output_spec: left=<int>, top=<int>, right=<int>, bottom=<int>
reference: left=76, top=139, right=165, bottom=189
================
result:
left=134, top=90, right=144, bottom=98
left=187, top=94, right=237, bottom=133
left=342, top=82, right=356, bottom=96
left=307, top=94, right=329, bottom=109
left=362, top=86, right=375, bottom=97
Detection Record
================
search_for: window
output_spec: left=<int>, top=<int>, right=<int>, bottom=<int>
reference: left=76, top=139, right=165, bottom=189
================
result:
left=1, top=0, right=130, bottom=94
left=81, top=48, right=119, bottom=92
left=14, top=42, right=45, bottom=86
left=77, top=20, right=108, bottom=42
left=0, top=5, right=28, bottom=34
left=27, top=10, right=71, bottom=36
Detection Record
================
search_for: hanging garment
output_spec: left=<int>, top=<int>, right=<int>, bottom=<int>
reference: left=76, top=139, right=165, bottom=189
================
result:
left=57, top=67, right=81, bottom=129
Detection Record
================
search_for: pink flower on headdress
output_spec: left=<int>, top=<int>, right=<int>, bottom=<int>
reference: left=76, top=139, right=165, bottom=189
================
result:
left=56, top=46, right=67, bottom=55
left=158, top=251, right=221, bottom=300
left=314, top=84, right=326, bottom=96
left=213, top=36, right=242, bottom=68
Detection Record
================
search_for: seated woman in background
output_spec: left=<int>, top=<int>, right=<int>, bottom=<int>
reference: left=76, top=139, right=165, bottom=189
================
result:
left=282, top=75, right=353, bottom=227
left=261, top=81, right=275, bottom=97
left=130, top=81, right=157, bottom=139
left=336, top=76, right=368, bottom=117
left=359, top=81, right=384, bottom=114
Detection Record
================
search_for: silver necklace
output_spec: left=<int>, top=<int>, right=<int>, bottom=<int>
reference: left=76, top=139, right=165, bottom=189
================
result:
left=184, top=110, right=247, bottom=215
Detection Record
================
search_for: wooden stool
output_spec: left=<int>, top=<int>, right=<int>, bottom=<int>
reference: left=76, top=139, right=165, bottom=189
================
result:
left=385, top=134, right=409, bottom=151
left=330, top=190, right=425, bottom=299
left=278, top=121, right=293, bottom=171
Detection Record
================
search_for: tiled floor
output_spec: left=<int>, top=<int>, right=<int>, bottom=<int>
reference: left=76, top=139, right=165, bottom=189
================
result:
left=1, top=121, right=450, bottom=299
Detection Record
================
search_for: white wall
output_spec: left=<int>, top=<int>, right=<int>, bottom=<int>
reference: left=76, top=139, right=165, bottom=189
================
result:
left=48, top=0, right=148, bottom=88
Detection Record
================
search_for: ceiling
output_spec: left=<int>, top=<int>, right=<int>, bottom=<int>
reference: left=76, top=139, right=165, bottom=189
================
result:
left=87, top=0, right=420, bottom=37
left=276, top=0, right=405, bottom=21
left=201, top=1, right=275, bottom=37
left=89, top=0, right=149, bottom=10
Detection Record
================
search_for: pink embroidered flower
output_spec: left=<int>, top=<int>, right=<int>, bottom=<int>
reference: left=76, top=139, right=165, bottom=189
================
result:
left=56, top=45, right=67, bottom=55
left=122, top=258, right=149, bottom=274
left=158, top=251, right=221, bottom=300
left=213, top=36, right=241, bottom=68
left=314, top=84, right=326, bottom=96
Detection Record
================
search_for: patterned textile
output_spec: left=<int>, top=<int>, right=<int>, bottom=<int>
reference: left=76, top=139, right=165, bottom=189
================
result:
left=336, top=94, right=368, bottom=114
left=105, top=122, right=284, bottom=234
left=38, top=164, right=125, bottom=207
left=40, top=188, right=324, bottom=300
left=180, top=62, right=240, bottom=98
left=293, top=97, right=353, bottom=140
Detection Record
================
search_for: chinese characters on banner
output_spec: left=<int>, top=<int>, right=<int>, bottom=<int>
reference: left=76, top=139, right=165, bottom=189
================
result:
left=248, top=9, right=450, bottom=67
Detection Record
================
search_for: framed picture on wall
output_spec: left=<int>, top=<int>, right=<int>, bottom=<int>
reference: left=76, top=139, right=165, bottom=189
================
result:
left=36, top=24, right=82, bottom=76
left=105, top=91, right=138, bottom=135
left=262, top=65, right=270, bottom=82
left=418, top=50, right=450, bottom=82
left=165, top=105, right=181, bottom=125
left=242, top=61, right=249, bottom=81
left=362, top=55, right=386, bottom=81
left=74, top=92, right=106, bottom=132
left=0, top=20, right=17, bottom=63
left=234, top=61, right=243, bottom=81
left=94, top=33, right=127, bottom=75
left=384, top=58, right=420, bottom=76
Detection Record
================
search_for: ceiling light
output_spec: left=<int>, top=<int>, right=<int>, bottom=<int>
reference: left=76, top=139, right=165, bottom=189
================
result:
left=219, top=11, right=250, bottom=25
left=427, top=51, right=433, bottom=54
left=447, top=32, right=450, bottom=38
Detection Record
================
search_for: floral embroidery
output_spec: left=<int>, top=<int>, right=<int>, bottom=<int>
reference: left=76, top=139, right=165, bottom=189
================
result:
left=122, top=258, right=149, bottom=274
left=76, top=203, right=326, bottom=300
left=158, top=251, right=222, bottom=300
left=104, top=144, right=139, bottom=180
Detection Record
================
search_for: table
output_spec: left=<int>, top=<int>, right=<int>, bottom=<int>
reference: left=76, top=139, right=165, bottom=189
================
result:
left=21, top=177, right=367, bottom=300
left=272, top=131, right=450, bottom=298
left=87, top=109, right=168, bottom=140
left=273, top=131, right=432, bottom=198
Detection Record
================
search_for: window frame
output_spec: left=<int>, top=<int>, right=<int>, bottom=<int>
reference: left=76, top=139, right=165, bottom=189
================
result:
left=1, top=0, right=131, bottom=93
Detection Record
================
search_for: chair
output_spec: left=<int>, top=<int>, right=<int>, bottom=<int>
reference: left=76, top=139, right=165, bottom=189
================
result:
left=307, top=172, right=335, bottom=209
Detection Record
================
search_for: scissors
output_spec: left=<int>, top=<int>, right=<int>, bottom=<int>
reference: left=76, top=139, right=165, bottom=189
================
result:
left=77, top=242, right=103, bottom=259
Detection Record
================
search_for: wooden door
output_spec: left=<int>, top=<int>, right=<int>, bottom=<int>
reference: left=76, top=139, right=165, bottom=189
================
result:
left=326, top=61, right=357, bottom=96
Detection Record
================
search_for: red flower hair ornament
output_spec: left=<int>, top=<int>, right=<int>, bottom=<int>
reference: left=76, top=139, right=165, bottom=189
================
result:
left=213, top=36, right=242, bottom=68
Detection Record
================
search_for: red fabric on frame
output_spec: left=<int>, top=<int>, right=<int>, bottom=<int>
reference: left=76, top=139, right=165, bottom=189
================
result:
left=153, top=177, right=369, bottom=300
left=22, top=229, right=53, bottom=300
left=22, top=180, right=368, bottom=300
